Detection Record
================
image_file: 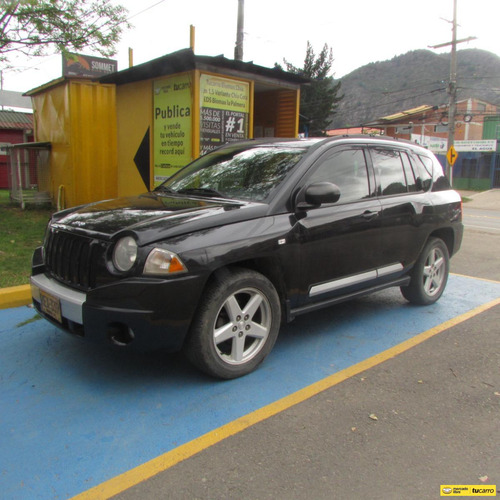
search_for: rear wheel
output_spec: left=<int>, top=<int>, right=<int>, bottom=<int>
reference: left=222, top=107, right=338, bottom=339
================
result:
left=185, top=268, right=281, bottom=379
left=401, top=237, right=450, bottom=305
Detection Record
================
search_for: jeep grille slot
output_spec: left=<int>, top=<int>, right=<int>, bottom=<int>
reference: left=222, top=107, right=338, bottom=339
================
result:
left=45, top=230, right=101, bottom=290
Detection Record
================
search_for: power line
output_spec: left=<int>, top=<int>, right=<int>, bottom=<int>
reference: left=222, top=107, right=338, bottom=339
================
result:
left=126, top=0, right=166, bottom=22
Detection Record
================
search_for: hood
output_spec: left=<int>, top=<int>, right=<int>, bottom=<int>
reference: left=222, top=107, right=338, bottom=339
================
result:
left=51, top=193, right=268, bottom=244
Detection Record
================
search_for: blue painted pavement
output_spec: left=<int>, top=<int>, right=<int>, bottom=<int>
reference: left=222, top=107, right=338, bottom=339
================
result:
left=1, top=274, right=499, bottom=499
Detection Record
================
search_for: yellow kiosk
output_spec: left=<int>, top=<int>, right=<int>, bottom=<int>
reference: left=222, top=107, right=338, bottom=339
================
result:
left=27, top=49, right=307, bottom=208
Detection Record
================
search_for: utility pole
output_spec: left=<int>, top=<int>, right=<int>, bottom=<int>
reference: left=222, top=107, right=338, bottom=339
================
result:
left=428, top=0, right=476, bottom=184
left=447, top=0, right=458, bottom=184
left=234, top=0, right=244, bottom=61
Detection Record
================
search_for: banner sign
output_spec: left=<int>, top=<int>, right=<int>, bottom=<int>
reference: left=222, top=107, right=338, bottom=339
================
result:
left=454, top=140, right=497, bottom=152
left=199, top=74, right=249, bottom=155
left=62, top=52, right=117, bottom=79
left=411, top=134, right=447, bottom=153
left=153, top=74, right=193, bottom=185
left=411, top=135, right=498, bottom=154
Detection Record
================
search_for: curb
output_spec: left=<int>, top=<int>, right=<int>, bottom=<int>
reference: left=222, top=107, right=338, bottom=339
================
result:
left=0, top=284, right=32, bottom=310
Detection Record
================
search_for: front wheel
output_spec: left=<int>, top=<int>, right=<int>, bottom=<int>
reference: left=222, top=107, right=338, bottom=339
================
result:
left=401, top=237, right=450, bottom=305
left=185, top=268, right=281, bottom=379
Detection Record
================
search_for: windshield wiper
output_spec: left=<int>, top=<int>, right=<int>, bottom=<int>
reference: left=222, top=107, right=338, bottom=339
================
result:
left=154, top=185, right=176, bottom=194
left=177, top=187, right=226, bottom=198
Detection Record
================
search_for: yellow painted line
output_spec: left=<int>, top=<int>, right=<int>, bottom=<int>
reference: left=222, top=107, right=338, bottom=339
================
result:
left=0, top=284, right=31, bottom=309
left=72, top=297, right=500, bottom=500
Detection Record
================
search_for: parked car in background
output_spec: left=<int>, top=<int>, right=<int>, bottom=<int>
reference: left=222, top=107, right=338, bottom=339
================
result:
left=31, top=136, right=463, bottom=379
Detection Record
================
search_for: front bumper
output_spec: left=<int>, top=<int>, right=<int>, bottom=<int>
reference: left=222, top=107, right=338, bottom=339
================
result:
left=31, top=274, right=85, bottom=324
left=31, top=272, right=205, bottom=352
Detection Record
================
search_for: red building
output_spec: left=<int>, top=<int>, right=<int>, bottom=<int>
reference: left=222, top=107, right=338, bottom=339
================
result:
left=326, top=98, right=500, bottom=189
left=361, top=98, right=497, bottom=146
left=360, top=98, right=500, bottom=189
left=0, top=110, right=34, bottom=188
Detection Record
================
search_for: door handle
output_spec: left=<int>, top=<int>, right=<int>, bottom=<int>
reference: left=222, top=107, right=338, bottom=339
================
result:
left=362, top=210, right=378, bottom=220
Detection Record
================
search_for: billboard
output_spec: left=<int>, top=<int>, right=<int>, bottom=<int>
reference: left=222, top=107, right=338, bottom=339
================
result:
left=62, top=52, right=117, bottom=79
left=199, top=74, right=250, bottom=155
left=153, top=74, right=193, bottom=185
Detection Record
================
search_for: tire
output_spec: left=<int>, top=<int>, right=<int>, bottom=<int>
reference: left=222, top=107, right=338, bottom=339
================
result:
left=185, top=268, right=281, bottom=379
left=401, top=237, right=450, bottom=305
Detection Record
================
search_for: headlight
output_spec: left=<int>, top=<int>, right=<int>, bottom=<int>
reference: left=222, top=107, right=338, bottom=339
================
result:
left=144, top=248, right=187, bottom=275
left=113, top=236, right=138, bottom=272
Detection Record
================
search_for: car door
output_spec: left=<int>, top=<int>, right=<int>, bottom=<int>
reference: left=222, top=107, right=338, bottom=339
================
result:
left=293, top=146, right=384, bottom=305
left=368, top=146, right=432, bottom=270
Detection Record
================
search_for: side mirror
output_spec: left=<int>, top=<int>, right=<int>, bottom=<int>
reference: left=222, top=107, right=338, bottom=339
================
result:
left=300, top=182, right=341, bottom=207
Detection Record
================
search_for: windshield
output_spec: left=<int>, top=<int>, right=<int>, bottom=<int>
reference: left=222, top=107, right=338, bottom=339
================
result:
left=157, top=145, right=308, bottom=202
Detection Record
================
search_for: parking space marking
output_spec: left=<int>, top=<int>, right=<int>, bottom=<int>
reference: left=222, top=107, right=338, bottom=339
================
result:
left=1, top=275, right=499, bottom=499
left=74, top=296, right=500, bottom=500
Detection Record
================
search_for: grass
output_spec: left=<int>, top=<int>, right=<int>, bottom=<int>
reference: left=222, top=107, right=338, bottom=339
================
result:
left=0, top=189, right=53, bottom=288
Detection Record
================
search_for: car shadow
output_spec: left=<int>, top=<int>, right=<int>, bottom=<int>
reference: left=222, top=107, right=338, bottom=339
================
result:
left=21, top=288, right=409, bottom=389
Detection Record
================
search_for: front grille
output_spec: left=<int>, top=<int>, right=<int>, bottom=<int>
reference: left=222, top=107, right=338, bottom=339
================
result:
left=45, top=228, right=106, bottom=290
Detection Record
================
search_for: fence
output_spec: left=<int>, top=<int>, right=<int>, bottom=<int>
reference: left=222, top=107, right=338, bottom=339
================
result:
left=7, top=142, right=51, bottom=208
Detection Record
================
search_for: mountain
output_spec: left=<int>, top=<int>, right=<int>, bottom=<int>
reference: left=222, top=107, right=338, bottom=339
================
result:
left=328, top=49, right=500, bottom=129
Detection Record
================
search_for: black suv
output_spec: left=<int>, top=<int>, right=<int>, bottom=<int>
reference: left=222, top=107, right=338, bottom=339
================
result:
left=31, top=136, right=463, bottom=379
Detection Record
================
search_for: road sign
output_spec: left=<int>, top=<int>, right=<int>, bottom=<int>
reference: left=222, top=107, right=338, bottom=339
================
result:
left=447, top=145, right=458, bottom=166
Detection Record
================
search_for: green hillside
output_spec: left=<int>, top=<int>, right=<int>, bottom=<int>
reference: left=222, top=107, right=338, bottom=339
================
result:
left=329, top=49, right=500, bottom=129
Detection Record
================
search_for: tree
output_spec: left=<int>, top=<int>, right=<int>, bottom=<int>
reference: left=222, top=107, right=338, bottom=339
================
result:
left=280, top=42, right=343, bottom=136
left=0, top=0, right=130, bottom=65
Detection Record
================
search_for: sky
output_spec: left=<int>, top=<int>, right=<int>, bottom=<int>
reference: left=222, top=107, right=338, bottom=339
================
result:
left=1, top=0, right=499, bottom=95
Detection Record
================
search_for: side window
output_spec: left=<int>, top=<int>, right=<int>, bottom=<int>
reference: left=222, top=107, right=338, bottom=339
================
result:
left=411, top=154, right=434, bottom=191
left=371, top=148, right=407, bottom=196
left=401, top=152, right=417, bottom=192
left=308, top=149, right=370, bottom=203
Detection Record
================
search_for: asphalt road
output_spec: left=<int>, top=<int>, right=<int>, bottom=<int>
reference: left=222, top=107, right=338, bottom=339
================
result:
left=109, top=194, right=500, bottom=500
left=463, top=207, right=500, bottom=235
left=454, top=198, right=500, bottom=282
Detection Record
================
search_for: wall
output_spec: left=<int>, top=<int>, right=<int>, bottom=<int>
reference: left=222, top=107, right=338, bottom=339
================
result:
left=69, top=81, right=117, bottom=205
left=32, top=83, right=71, bottom=200
left=383, top=99, right=497, bottom=143
left=0, top=129, right=26, bottom=188
left=116, top=80, right=153, bottom=197
left=253, top=89, right=299, bottom=138
left=32, top=80, right=117, bottom=207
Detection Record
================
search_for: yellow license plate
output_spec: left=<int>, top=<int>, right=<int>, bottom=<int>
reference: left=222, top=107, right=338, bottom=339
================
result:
left=40, top=290, right=62, bottom=323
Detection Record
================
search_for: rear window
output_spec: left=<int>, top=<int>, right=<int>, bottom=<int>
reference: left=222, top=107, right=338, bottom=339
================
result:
left=414, top=155, right=434, bottom=191
left=370, top=148, right=408, bottom=196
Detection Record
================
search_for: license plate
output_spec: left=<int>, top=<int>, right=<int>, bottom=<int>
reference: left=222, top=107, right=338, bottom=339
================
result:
left=40, top=290, right=62, bottom=323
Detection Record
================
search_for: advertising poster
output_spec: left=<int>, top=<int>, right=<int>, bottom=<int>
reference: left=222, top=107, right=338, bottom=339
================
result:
left=200, top=74, right=250, bottom=155
left=62, top=52, right=117, bottom=78
left=153, top=74, right=193, bottom=185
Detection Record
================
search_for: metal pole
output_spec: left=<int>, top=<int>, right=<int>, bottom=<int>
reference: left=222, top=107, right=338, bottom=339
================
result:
left=446, top=0, right=458, bottom=185
left=234, top=0, right=244, bottom=61
left=17, top=150, right=25, bottom=209
left=190, top=25, right=196, bottom=52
